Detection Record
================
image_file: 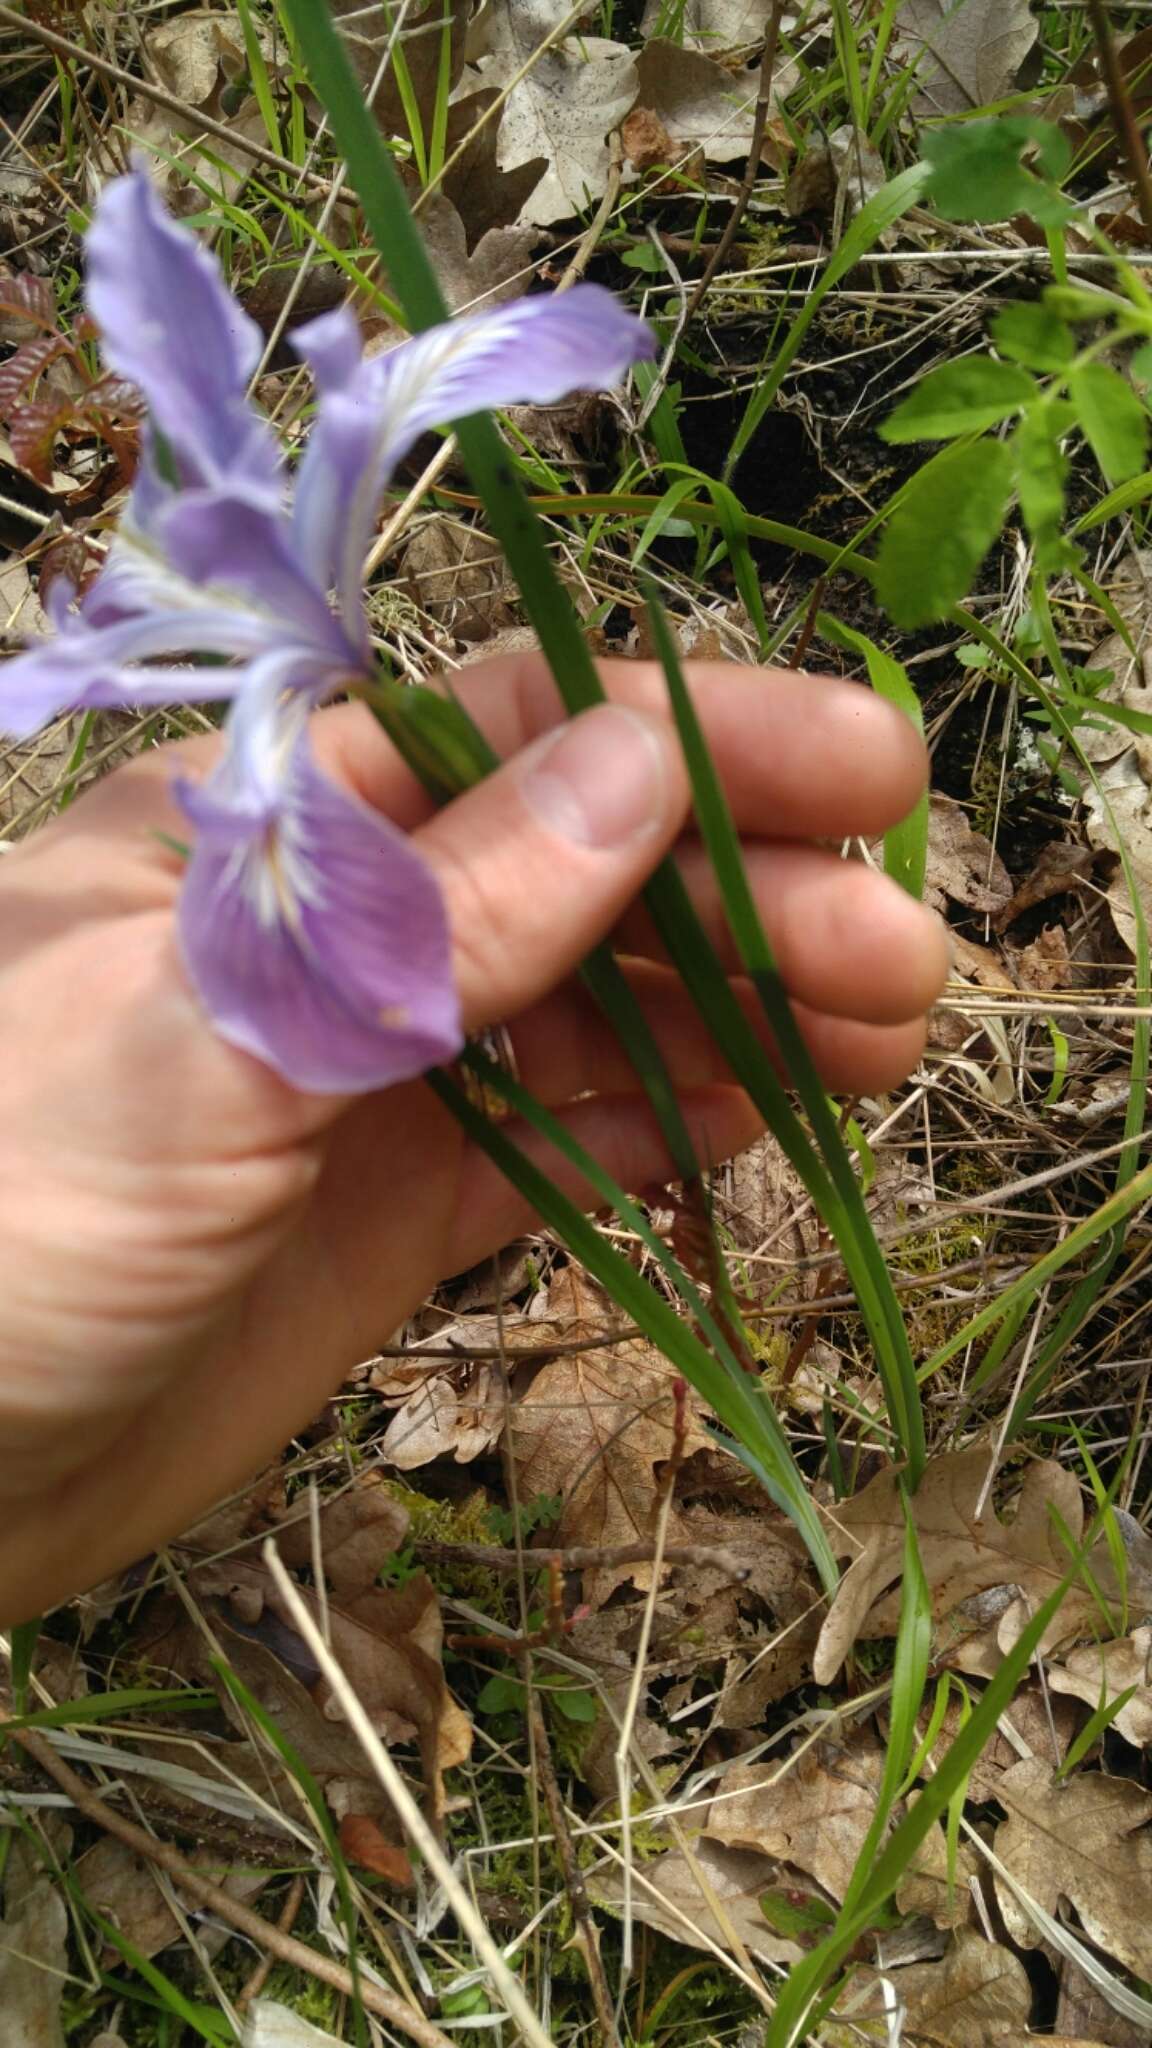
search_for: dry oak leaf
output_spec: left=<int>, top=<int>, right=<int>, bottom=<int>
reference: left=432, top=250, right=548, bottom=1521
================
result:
left=635, top=38, right=796, bottom=164
left=707, top=1732, right=884, bottom=1901
left=510, top=1266, right=718, bottom=1606
left=813, top=1448, right=1115, bottom=1685
left=640, top=0, right=789, bottom=51
left=925, top=795, right=1012, bottom=915
left=591, top=1836, right=802, bottom=1965
left=468, top=2, right=639, bottom=227
left=0, top=1825, right=70, bottom=2048
left=242, top=2005, right=345, bottom=2048
left=831, top=1925, right=1106, bottom=2046
left=993, top=1759, right=1152, bottom=1980
left=1049, top=1629, right=1152, bottom=1749
left=893, top=0, right=1038, bottom=117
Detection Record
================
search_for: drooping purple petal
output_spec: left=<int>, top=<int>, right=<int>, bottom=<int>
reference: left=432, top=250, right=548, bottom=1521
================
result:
left=289, top=287, right=654, bottom=624
left=157, top=489, right=360, bottom=668
left=0, top=601, right=278, bottom=740
left=175, top=663, right=461, bottom=1093
left=84, top=164, right=281, bottom=497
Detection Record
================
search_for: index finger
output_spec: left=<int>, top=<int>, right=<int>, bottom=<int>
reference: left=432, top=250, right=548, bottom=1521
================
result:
left=320, top=651, right=927, bottom=841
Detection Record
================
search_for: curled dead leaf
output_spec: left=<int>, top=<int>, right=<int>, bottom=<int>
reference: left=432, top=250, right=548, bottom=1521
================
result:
left=994, top=1759, right=1152, bottom=1980
left=814, top=1448, right=1129, bottom=1685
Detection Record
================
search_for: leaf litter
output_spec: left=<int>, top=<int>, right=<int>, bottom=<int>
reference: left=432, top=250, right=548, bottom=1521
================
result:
left=7, top=1, right=1152, bottom=2042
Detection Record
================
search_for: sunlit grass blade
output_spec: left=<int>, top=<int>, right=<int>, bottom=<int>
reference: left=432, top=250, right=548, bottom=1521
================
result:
left=764, top=1534, right=1095, bottom=2046
left=431, top=1057, right=839, bottom=1590
left=818, top=611, right=928, bottom=899
left=646, top=590, right=926, bottom=1479
left=724, top=163, right=931, bottom=481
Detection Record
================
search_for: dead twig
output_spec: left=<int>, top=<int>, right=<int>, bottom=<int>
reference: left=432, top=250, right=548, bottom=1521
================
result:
left=528, top=1691, right=621, bottom=2047
left=682, top=1, right=788, bottom=324
left=1084, top=0, right=1152, bottom=237
left=421, top=1538, right=754, bottom=1579
left=1, top=1715, right=453, bottom=2048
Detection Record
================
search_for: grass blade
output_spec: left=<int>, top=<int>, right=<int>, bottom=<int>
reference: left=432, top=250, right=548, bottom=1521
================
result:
left=645, top=590, right=926, bottom=1479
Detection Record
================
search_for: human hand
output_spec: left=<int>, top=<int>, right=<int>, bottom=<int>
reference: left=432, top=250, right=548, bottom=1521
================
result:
left=0, top=650, right=946, bottom=1620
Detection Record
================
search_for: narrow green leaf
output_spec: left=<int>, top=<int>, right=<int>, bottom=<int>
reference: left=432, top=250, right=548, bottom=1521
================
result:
left=1068, top=362, right=1150, bottom=485
left=875, top=440, right=1014, bottom=628
left=991, top=301, right=1076, bottom=371
left=725, top=164, right=931, bottom=478
left=0, top=1687, right=214, bottom=1734
left=816, top=613, right=927, bottom=898
left=431, top=1059, right=839, bottom=1590
left=881, top=358, right=1036, bottom=442
left=644, top=593, right=925, bottom=1478
left=8, top=1618, right=39, bottom=1717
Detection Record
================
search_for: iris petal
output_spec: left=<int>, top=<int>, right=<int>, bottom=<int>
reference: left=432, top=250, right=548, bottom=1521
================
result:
left=176, top=664, right=461, bottom=1094
left=290, top=286, right=654, bottom=627
left=84, top=163, right=280, bottom=496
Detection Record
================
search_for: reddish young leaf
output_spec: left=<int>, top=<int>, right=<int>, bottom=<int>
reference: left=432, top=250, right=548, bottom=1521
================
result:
left=7, top=393, right=77, bottom=483
left=337, top=1814, right=414, bottom=1887
left=0, top=333, right=70, bottom=417
left=0, top=267, right=57, bottom=333
left=83, top=371, right=144, bottom=419
left=39, top=530, right=102, bottom=612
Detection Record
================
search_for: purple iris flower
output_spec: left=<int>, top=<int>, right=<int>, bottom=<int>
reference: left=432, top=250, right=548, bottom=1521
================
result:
left=0, top=167, right=655, bottom=1092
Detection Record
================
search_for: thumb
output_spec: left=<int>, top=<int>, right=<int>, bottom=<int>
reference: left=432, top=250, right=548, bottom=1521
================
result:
left=414, top=702, right=690, bottom=1031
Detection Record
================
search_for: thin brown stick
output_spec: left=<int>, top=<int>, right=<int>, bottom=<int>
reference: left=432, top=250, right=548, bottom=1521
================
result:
left=235, top=1873, right=305, bottom=2012
left=528, top=1693, right=621, bottom=2047
left=422, top=1539, right=754, bottom=1578
left=1084, top=0, right=1152, bottom=235
left=0, top=6, right=334, bottom=195
left=682, top=1, right=788, bottom=324
left=2, top=1717, right=453, bottom=2048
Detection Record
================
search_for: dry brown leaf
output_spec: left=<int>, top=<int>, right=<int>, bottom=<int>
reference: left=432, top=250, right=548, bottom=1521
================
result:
left=146, top=8, right=252, bottom=104
left=273, top=1471, right=411, bottom=1595
left=410, top=193, right=542, bottom=312
left=894, top=1824, right=982, bottom=1931
left=243, top=2005, right=344, bottom=2048
left=925, top=795, right=1012, bottom=915
left=707, top=1733, right=884, bottom=1899
left=1056, top=1953, right=1151, bottom=2048
left=1073, top=561, right=1152, bottom=954
left=591, top=1835, right=802, bottom=1965
left=635, top=39, right=795, bottom=164
left=439, top=89, right=548, bottom=244
left=378, top=1357, right=506, bottom=1469
left=894, top=0, right=1038, bottom=116
left=923, top=1682, right=1078, bottom=1804
left=401, top=517, right=518, bottom=642
left=1049, top=1629, right=1152, bottom=1749
left=832, top=1925, right=1103, bottom=2046
left=0, top=1824, right=70, bottom=2048
left=640, top=0, right=788, bottom=51
left=994, top=1759, right=1152, bottom=1979
left=467, top=3, right=638, bottom=226
left=73, top=1835, right=268, bottom=1961
left=337, top=1813, right=414, bottom=1886
left=813, top=1448, right=1122, bottom=1685
left=510, top=1266, right=719, bottom=1605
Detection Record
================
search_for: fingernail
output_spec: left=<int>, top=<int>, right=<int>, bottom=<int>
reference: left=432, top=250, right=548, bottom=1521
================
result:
left=519, top=703, right=670, bottom=849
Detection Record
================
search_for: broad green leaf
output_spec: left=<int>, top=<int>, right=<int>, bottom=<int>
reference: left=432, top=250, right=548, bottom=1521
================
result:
left=921, top=119, right=1072, bottom=227
left=881, top=358, right=1036, bottom=442
left=1069, top=362, right=1150, bottom=484
left=991, top=301, right=1075, bottom=371
left=1012, top=405, right=1070, bottom=569
left=875, top=441, right=1014, bottom=628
